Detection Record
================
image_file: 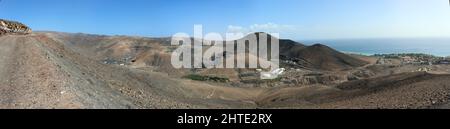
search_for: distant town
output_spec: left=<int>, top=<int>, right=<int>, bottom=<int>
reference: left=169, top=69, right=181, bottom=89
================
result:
left=373, top=53, right=450, bottom=65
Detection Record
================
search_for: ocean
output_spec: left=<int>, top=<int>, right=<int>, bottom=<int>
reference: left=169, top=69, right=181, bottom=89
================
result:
left=302, top=38, right=450, bottom=57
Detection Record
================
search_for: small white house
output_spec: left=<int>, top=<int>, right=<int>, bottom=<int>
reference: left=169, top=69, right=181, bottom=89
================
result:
left=260, top=68, right=285, bottom=80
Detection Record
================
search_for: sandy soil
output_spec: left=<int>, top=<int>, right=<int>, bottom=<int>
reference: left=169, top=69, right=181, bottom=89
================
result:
left=1, top=33, right=450, bottom=109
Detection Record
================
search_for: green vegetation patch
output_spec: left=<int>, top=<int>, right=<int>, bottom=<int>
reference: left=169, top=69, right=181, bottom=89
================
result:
left=184, top=74, right=229, bottom=82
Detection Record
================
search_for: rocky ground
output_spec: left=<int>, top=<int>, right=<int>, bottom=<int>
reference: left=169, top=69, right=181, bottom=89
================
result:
left=1, top=32, right=450, bottom=109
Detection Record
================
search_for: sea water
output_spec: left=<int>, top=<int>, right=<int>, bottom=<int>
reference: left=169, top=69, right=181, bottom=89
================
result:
left=302, top=38, right=450, bottom=57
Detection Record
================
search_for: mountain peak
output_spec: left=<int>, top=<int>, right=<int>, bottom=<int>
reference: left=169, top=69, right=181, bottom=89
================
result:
left=310, top=43, right=330, bottom=48
left=311, top=43, right=325, bottom=47
left=245, top=32, right=278, bottom=39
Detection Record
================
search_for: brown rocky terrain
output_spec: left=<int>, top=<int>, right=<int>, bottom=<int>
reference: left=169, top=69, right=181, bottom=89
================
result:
left=258, top=72, right=450, bottom=109
left=1, top=29, right=450, bottom=109
left=282, top=43, right=369, bottom=71
left=234, top=32, right=369, bottom=71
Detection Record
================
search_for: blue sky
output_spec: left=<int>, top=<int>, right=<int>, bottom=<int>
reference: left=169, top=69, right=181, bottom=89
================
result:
left=0, top=0, right=449, bottom=40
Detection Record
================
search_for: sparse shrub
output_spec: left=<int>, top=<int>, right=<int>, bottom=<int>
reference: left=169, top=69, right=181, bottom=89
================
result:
left=185, top=74, right=207, bottom=81
left=184, top=74, right=229, bottom=82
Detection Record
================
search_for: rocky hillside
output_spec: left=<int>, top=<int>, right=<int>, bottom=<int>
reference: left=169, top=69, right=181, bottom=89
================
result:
left=1, top=32, right=450, bottom=109
left=0, top=19, right=32, bottom=35
left=289, top=44, right=369, bottom=71
left=244, top=32, right=369, bottom=71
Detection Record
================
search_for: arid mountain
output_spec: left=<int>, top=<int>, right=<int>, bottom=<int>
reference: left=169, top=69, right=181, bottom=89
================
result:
left=0, top=33, right=266, bottom=108
left=287, top=43, right=369, bottom=71
left=279, top=39, right=307, bottom=56
left=1, top=30, right=450, bottom=109
left=240, top=32, right=368, bottom=71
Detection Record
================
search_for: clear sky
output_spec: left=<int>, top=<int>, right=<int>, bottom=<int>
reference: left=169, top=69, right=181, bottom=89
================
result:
left=0, top=0, right=449, bottom=40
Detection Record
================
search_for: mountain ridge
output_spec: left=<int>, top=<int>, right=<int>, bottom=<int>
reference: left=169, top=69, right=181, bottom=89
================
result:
left=240, top=32, right=368, bottom=71
left=1, top=32, right=450, bottom=109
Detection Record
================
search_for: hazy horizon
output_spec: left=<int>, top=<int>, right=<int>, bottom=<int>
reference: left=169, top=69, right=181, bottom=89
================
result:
left=1, top=0, right=450, bottom=40
left=303, top=37, right=450, bottom=57
left=2, top=0, right=450, bottom=55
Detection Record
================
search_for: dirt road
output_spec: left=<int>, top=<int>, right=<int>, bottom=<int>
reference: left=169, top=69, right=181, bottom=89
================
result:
left=0, top=34, right=263, bottom=109
left=0, top=36, right=17, bottom=107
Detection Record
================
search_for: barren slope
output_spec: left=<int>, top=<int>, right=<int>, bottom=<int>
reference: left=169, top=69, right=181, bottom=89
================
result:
left=1, top=32, right=450, bottom=109
left=257, top=72, right=450, bottom=109
left=0, top=33, right=268, bottom=108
